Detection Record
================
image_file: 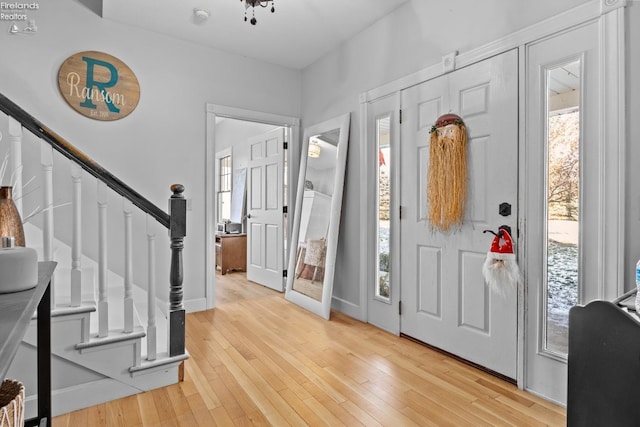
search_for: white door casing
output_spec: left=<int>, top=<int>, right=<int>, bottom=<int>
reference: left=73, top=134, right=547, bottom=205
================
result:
left=400, top=49, right=519, bottom=379
left=247, top=128, right=286, bottom=291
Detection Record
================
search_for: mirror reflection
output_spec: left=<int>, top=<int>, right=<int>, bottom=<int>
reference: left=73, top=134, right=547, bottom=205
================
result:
left=292, top=132, right=339, bottom=300
left=285, top=113, right=350, bottom=319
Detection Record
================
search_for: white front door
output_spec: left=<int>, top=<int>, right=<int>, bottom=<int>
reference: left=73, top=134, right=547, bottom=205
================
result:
left=247, top=128, right=285, bottom=291
left=524, top=20, right=602, bottom=404
left=400, top=49, right=519, bottom=379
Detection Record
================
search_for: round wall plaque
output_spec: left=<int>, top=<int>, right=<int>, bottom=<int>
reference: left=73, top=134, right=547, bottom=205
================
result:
left=58, top=51, right=140, bottom=121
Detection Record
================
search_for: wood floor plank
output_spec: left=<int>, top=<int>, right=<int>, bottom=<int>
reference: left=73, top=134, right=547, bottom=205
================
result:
left=66, top=404, right=89, bottom=427
left=53, top=271, right=566, bottom=426
left=472, top=395, right=550, bottom=427
left=184, top=357, right=223, bottom=410
left=312, top=364, right=421, bottom=426
left=86, top=403, right=108, bottom=427
left=115, top=395, right=143, bottom=427
left=339, top=399, right=384, bottom=427
left=136, top=391, right=161, bottom=426
left=104, top=400, right=128, bottom=427
left=214, top=340, right=307, bottom=426
left=149, top=387, right=178, bottom=424
left=207, top=406, right=234, bottom=426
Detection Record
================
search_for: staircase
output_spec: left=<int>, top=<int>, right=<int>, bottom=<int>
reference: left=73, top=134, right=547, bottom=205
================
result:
left=0, top=94, right=189, bottom=418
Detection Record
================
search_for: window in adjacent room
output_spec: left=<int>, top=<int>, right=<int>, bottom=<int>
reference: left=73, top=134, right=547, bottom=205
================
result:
left=218, top=154, right=232, bottom=222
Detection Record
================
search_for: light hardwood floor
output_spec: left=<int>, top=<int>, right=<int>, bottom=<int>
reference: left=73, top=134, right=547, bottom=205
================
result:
left=53, top=272, right=566, bottom=426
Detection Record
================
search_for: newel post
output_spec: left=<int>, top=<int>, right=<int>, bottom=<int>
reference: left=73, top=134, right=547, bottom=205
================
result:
left=168, top=184, right=186, bottom=356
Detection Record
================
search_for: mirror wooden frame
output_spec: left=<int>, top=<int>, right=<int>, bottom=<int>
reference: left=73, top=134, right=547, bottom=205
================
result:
left=285, top=113, right=350, bottom=319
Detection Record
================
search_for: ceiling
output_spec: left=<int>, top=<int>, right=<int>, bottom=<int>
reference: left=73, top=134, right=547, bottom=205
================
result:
left=549, top=61, right=580, bottom=96
left=101, top=0, right=409, bottom=70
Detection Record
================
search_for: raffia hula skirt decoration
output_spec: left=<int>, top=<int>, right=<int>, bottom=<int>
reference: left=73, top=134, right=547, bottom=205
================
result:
left=0, top=379, right=25, bottom=427
left=427, top=114, right=467, bottom=232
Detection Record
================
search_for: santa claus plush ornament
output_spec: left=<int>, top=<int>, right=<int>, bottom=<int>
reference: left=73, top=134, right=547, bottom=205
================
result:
left=482, top=227, right=519, bottom=296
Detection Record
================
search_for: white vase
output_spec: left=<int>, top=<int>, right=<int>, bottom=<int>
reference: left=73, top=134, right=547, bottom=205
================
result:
left=0, top=236, right=37, bottom=293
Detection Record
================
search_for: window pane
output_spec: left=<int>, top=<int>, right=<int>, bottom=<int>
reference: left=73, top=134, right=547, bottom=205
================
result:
left=220, top=155, right=232, bottom=192
left=545, top=60, right=580, bottom=355
left=218, top=154, right=232, bottom=222
left=376, top=115, right=391, bottom=301
left=219, top=191, right=231, bottom=221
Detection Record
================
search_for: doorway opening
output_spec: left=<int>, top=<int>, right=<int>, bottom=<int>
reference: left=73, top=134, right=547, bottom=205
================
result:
left=205, top=104, right=300, bottom=309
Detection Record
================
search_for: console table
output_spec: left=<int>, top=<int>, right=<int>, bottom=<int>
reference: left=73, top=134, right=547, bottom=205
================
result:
left=215, top=233, right=247, bottom=275
left=0, top=261, right=56, bottom=427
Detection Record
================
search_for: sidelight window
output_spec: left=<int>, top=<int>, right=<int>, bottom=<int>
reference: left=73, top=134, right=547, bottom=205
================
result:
left=544, top=59, right=581, bottom=355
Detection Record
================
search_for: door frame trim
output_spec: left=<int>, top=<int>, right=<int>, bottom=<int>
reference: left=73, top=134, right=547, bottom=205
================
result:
left=359, top=0, right=626, bottom=391
left=521, top=9, right=626, bottom=403
left=205, top=104, right=300, bottom=309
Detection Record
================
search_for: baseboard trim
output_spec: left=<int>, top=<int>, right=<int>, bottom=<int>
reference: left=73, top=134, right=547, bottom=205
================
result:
left=184, top=297, right=207, bottom=313
left=24, top=378, right=141, bottom=418
left=330, top=296, right=363, bottom=321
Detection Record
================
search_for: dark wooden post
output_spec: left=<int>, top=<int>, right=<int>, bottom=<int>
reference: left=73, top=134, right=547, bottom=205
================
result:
left=168, top=184, right=186, bottom=357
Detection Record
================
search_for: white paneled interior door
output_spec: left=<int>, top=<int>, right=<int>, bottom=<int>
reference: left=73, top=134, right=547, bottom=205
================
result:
left=399, top=49, right=519, bottom=379
left=247, top=128, right=285, bottom=291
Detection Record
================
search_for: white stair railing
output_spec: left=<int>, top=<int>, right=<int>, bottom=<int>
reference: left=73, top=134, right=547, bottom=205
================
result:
left=70, top=162, right=82, bottom=307
left=8, top=117, right=22, bottom=215
left=123, top=199, right=134, bottom=334
left=97, top=180, right=109, bottom=338
left=41, top=144, right=55, bottom=309
left=0, top=93, right=187, bottom=365
left=146, top=214, right=157, bottom=361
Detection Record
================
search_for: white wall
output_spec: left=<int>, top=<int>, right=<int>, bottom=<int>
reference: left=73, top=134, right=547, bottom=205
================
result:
left=299, top=0, right=640, bottom=317
left=0, top=0, right=301, bottom=308
left=625, top=2, right=640, bottom=289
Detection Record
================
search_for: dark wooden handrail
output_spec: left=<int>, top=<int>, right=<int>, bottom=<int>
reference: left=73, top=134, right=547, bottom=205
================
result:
left=0, top=93, right=170, bottom=228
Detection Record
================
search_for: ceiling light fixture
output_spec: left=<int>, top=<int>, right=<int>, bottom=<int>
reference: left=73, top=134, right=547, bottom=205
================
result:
left=308, top=140, right=321, bottom=158
left=240, top=0, right=275, bottom=26
left=193, top=8, right=210, bottom=25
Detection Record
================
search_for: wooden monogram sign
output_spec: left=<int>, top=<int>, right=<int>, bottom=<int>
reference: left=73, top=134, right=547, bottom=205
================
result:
left=58, top=51, right=140, bottom=121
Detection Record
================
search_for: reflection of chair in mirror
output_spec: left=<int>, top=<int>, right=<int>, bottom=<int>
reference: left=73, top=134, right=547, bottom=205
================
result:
left=297, top=238, right=326, bottom=283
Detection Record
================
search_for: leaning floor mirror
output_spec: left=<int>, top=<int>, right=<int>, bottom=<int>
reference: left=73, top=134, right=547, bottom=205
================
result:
left=285, top=113, right=350, bottom=319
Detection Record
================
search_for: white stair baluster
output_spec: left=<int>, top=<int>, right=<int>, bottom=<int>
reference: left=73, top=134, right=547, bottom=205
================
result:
left=41, top=144, right=54, bottom=309
left=70, top=163, right=82, bottom=307
left=97, top=181, right=109, bottom=337
left=8, top=117, right=22, bottom=215
left=146, top=215, right=157, bottom=361
left=123, top=199, right=134, bottom=333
